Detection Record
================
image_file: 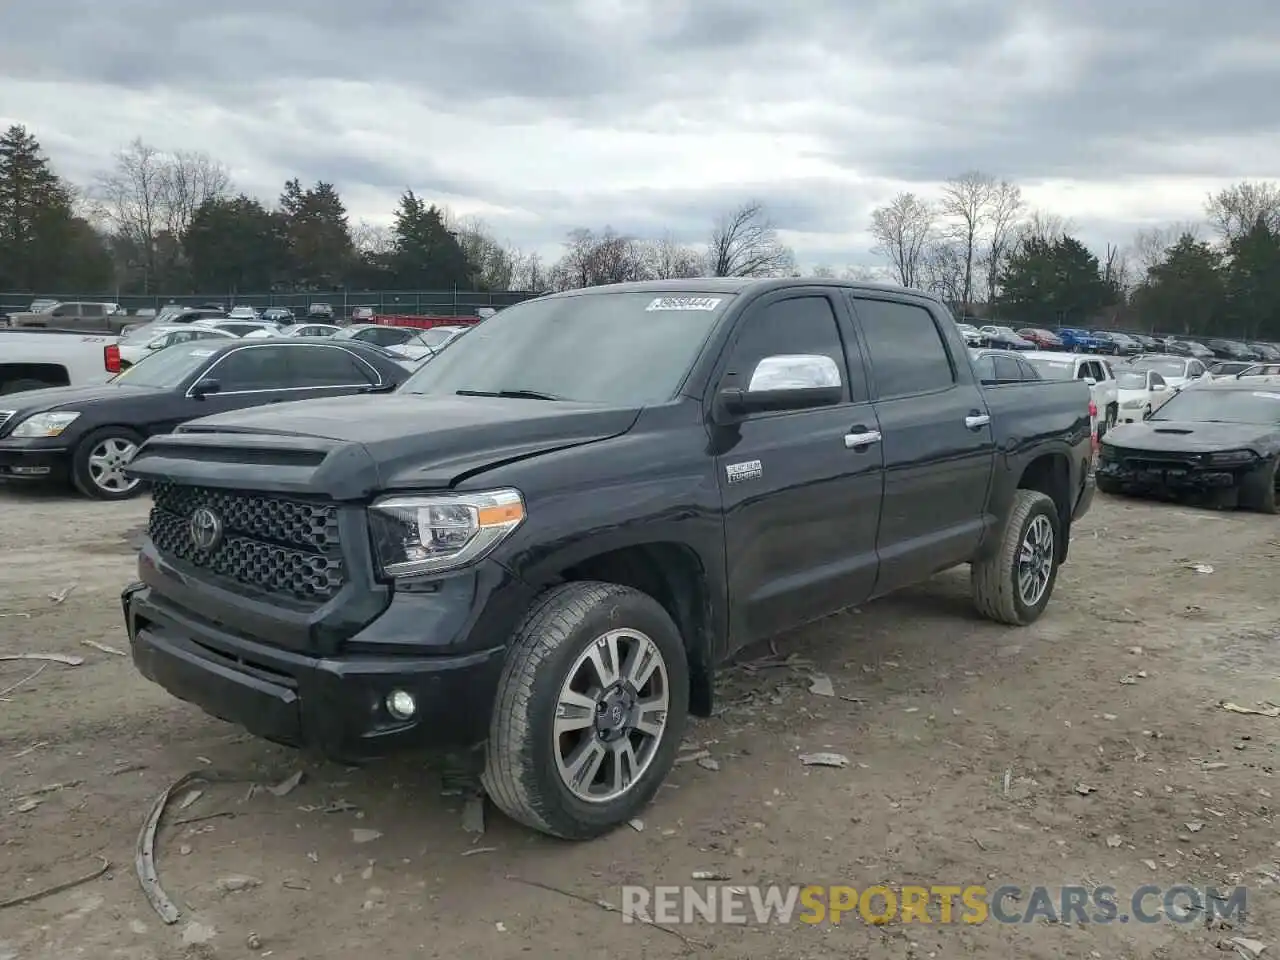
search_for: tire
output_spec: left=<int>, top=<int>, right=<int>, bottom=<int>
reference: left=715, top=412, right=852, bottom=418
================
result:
left=0, top=379, right=52, bottom=395
left=971, top=489, right=1062, bottom=626
left=1097, top=477, right=1123, bottom=495
left=482, top=581, right=690, bottom=840
left=71, top=427, right=146, bottom=500
left=1238, top=458, right=1278, bottom=514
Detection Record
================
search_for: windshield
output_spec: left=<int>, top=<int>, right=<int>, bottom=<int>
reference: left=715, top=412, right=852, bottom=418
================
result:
left=1025, top=358, right=1075, bottom=380
left=1130, top=357, right=1187, bottom=377
left=1115, top=372, right=1147, bottom=389
left=120, top=324, right=168, bottom=345
left=399, top=291, right=734, bottom=404
left=1151, top=389, right=1280, bottom=424
left=112, top=342, right=218, bottom=388
left=412, top=327, right=465, bottom=349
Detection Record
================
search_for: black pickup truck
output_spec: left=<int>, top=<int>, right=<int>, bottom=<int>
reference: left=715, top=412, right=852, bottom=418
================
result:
left=120, top=279, right=1094, bottom=839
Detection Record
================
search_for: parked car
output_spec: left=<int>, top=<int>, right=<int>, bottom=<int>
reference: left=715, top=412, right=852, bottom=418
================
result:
left=1206, top=360, right=1258, bottom=380
left=262, top=307, right=295, bottom=325
left=1130, top=334, right=1162, bottom=351
left=1094, top=331, right=1142, bottom=354
left=118, top=324, right=237, bottom=367
left=285, top=323, right=343, bottom=338
left=955, top=322, right=983, bottom=348
left=1164, top=338, right=1215, bottom=360
left=0, top=329, right=122, bottom=395
left=1098, top=378, right=1280, bottom=512
left=0, top=338, right=409, bottom=500
left=6, top=300, right=133, bottom=334
left=307, top=303, right=335, bottom=319
left=156, top=307, right=226, bottom=325
left=1113, top=368, right=1170, bottom=423
left=1125, top=354, right=1208, bottom=392
left=120, top=277, right=1094, bottom=839
left=1017, top=328, right=1064, bottom=350
left=1056, top=328, right=1111, bottom=353
left=227, top=305, right=261, bottom=321
left=1203, top=338, right=1260, bottom=361
left=351, top=306, right=376, bottom=322
left=1022, top=352, right=1119, bottom=437
left=388, top=325, right=471, bottom=362
left=194, top=319, right=284, bottom=338
left=978, top=325, right=1034, bottom=349
left=1248, top=342, right=1280, bottom=361
left=331, top=323, right=423, bottom=348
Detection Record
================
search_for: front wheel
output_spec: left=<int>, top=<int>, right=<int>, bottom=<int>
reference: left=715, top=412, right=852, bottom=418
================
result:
left=482, top=581, right=690, bottom=839
left=1238, top=458, right=1278, bottom=514
left=71, top=427, right=145, bottom=500
left=971, top=489, right=1062, bottom=626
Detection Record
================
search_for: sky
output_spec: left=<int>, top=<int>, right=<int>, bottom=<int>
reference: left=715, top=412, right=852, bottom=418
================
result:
left=1, top=0, right=1278, bottom=271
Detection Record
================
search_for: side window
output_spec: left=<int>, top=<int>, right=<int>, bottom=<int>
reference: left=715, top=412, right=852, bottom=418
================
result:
left=1189, top=361, right=1205, bottom=377
left=209, top=346, right=293, bottom=391
left=971, top=354, right=996, bottom=382
left=169, top=330, right=197, bottom=344
left=1150, top=372, right=1165, bottom=387
left=721, top=296, right=849, bottom=404
left=1017, top=358, right=1042, bottom=380
left=853, top=298, right=955, bottom=398
left=81, top=304, right=105, bottom=318
left=1076, top=363, right=1092, bottom=381
left=292, top=347, right=378, bottom=387
left=50, top=304, right=75, bottom=318
left=993, top=356, right=1023, bottom=381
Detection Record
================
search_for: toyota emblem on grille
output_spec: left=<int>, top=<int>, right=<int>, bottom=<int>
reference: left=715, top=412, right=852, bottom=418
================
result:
left=189, top=507, right=224, bottom=551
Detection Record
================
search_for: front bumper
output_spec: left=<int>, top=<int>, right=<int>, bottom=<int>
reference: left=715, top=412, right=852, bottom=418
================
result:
left=122, top=549, right=538, bottom=761
left=0, top=441, right=70, bottom=482
left=1097, top=460, right=1240, bottom=490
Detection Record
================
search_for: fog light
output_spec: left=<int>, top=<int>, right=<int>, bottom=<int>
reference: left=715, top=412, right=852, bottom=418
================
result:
left=385, top=689, right=417, bottom=720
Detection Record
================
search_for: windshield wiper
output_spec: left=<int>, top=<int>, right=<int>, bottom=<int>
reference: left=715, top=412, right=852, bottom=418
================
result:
left=455, top=388, right=565, bottom=401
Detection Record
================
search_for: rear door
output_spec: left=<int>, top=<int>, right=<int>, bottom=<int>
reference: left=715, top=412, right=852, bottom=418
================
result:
left=849, top=294, right=996, bottom=594
left=714, top=289, right=883, bottom=647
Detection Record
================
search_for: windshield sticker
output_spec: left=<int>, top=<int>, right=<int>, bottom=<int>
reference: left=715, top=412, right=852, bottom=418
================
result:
left=1251, top=391, right=1280, bottom=400
left=645, top=297, right=723, bottom=312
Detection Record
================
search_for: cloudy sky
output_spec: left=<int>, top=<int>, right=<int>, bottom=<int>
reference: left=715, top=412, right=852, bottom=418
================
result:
left=1, top=0, right=1277, bottom=269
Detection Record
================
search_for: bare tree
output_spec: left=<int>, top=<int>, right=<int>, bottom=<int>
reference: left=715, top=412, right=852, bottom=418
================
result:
left=351, top=220, right=394, bottom=256
left=552, top=227, right=649, bottom=289
left=705, top=201, right=795, bottom=277
left=512, top=252, right=548, bottom=292
left=868, top=191, right=935, bottom=288
left=1205, top=180, right=1280, bottom=243
left=980, top=179, right=1024, bottom=308
left=1128, top=222, right=1199, bottom=275
left=809, top=264, right=837, bottom=278
left=1101, top=243, right=1132, bottom=297
left=918, top=240, right=967, bottom=308
left=642, top=232, right=703, bottom=279
left=1016, top=209, right=1075, bottom=247
left=447, top=214, right=521, bottom=290
left=160, top=149, right=230, bottom=236
left=938, top=171, right=996, bottom=309
left=841, top=264, right=884, bottom=282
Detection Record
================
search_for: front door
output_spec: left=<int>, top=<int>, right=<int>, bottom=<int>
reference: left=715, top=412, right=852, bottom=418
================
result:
left=848, top=295, right=996, bottom=595
left=713, top=290, right=884, bottom=649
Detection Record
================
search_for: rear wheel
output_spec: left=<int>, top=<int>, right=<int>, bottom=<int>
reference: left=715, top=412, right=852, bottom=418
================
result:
left=1239, top=458, right=1278, bottom=514
left=483, top=581, right=689, bottom=839
left=971, top=489, right=1061, bottom=626
left=71, top=427, right=145, bottom=500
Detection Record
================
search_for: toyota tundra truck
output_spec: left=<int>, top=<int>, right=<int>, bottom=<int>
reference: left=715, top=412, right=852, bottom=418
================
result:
left=120, top=278, right=1094, bottom=839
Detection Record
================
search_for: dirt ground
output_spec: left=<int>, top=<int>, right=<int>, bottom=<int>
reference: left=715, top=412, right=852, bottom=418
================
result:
left=0, top=485, right=1276, bottom=960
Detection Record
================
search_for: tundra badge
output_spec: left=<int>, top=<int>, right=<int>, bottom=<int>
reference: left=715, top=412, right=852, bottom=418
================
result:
left=725, top=459, right=763, bottom=484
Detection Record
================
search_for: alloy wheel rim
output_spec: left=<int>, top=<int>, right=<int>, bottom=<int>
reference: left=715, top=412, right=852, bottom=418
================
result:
left=1017, top=514, right=1054, bottom=607
left=553, top=628, right=670, bottom=803
left=88, top=437, right=140, bottom=493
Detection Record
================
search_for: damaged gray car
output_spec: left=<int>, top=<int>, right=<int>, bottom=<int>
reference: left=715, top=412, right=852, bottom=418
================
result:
left=1097, top=379, right=1280, bottom=513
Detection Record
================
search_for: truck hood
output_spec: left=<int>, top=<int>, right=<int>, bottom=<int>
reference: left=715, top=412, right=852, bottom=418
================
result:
left=1104, top=420, right=1280, bottom=454
left=131, top=393, right=642, bottom=497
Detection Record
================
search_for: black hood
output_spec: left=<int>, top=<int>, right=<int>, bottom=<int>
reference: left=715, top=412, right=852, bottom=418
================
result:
left=0, top=382, right=159, bottom=419
left=128, top=393, right=642, bottom=497
left=1103, top=419, right=1280, bottom=454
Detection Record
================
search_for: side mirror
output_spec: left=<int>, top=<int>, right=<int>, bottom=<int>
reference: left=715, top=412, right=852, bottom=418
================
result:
left=718, top=354, right=843, bottom=416
left=191, top=378, right=221, bottom=399
left=1084, top=377, right=1097, bottom=386
left=1152, top=383, right=1167, bottom=392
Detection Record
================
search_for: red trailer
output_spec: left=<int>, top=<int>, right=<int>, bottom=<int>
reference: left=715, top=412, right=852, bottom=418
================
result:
left=370, top=313, right=482, bottom=330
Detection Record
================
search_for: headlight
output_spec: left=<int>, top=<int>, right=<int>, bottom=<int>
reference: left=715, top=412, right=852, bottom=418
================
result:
left=1208, top=450, right=1257, bottom=465
left=10, top=411, right=80, bottom=438
left=368, top=488, right=525, bottom=577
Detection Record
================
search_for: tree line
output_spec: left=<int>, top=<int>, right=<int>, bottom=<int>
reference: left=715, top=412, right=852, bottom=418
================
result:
left=868, top=172, right=1280, bottom=339
left=2, top=124, right=1278, bottom=340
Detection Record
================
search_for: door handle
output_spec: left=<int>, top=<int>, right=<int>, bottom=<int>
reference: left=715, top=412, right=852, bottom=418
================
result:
left=965, top=414, right=991, bottom=429
left=844, top=429, right=881, bottom=449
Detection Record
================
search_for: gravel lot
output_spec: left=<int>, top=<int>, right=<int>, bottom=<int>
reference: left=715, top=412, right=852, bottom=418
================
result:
left=0, top=487, right=1276, bottom=960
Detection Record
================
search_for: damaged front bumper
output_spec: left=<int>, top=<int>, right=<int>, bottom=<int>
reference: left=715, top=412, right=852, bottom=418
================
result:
left=1097, top=448, right=1259, bottom=492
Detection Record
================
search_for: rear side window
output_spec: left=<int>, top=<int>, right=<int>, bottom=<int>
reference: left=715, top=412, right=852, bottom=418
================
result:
left=993, top=356, right=1023, bottom=381
left=211, top=346, right=294, bottom=391
left=292, top=346, right=378, bottom=386
left=852, top=298, right=955, bottom=399
left=971, top=354, right=996, bottom=382
left=722, top=296, right=850, bottom=403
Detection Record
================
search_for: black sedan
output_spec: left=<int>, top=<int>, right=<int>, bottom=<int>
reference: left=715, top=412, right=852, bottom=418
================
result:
left=0, top=338, right=409, bottom=500
left=332, top=323, right=423, bottom=349
left=1097, top=379, right=1280, bottom=512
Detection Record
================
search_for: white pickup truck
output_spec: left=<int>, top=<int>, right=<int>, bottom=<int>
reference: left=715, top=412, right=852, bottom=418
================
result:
left=0, top=330, right=123, bottom=396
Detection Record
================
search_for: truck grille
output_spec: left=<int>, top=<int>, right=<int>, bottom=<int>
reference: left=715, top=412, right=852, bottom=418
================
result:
left=1108, top=446, right=1202, bottom=469
left=148, top=482, right=345, bottom=604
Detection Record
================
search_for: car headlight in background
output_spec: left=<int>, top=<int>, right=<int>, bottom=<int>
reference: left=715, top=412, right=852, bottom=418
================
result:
left=10, top=411, right=81, bottom=438
left=368, top=488, right=525, bottom=577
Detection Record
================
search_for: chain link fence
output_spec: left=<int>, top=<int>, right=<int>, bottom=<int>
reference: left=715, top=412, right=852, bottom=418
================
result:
left=0, top=289, right=539, bottom=317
